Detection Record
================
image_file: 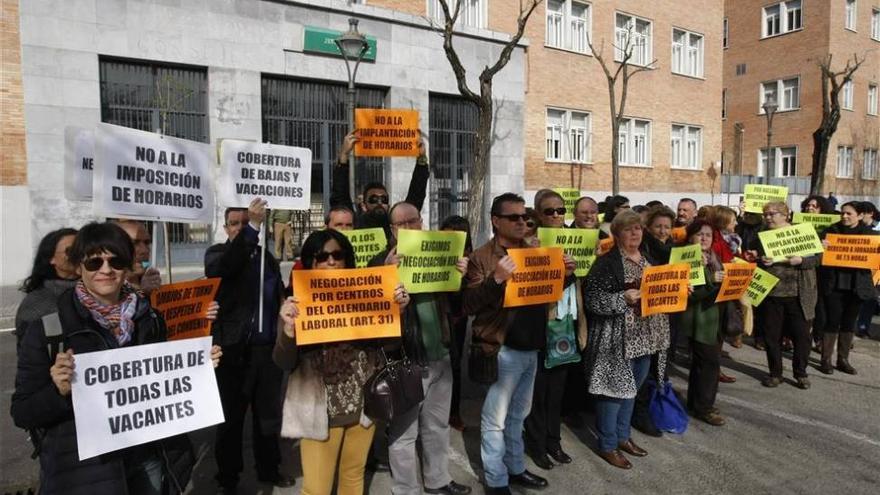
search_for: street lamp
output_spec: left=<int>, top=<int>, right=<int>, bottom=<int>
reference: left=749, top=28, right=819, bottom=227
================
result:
left=335, top=18, right=370, bottom=205
left=762, top=99, right=778, bottom=180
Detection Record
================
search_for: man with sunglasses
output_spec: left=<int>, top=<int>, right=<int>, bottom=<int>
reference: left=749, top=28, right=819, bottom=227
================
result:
left=204, top=197, right=292, bottom=492
left=367, top=201, right=472, bottom=495
left=464, top=193, right=574, bottom=495
left=329, top=130, right=431, bottom=232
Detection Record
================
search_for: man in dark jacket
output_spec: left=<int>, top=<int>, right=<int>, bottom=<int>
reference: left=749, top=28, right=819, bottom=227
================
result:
left=206, top=198, right=289, bottom=492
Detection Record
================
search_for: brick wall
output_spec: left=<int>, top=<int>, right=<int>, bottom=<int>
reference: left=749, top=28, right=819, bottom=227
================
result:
left=1, top=0, right=27, bottom=186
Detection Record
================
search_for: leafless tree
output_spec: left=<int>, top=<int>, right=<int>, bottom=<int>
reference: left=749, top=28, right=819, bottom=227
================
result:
left=810, top=53, right=864, bottom=195
left=434, top=0, right=541, bottom=237
left=587, top=23, right=656, bottom=195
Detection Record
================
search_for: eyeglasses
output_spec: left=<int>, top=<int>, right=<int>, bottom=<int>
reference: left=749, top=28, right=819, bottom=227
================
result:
left=314, top=250, right=345, bottom=263
left=82, top=255, right=128, bottom=271
left=763, top=211, right=782, bottom=218
left=367, top=195, right=389, bottom=205
left=542, top=207, right=567, bottom=217
left=495, top=213, right=529, bottom=222
left=392, top=217, right=422, bottom=228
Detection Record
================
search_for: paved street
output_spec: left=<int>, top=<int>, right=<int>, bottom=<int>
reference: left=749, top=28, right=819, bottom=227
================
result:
left=3, top=321, right=879, bottom=495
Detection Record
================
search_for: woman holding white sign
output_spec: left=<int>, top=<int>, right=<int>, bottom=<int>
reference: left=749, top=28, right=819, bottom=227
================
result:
left=274, top=229, right=410, bottom=495
left=11, top=222, right=221, bottom=495
left=757, top=202, right=818, bottom=389
left=817, top=201, right=879, bottom=375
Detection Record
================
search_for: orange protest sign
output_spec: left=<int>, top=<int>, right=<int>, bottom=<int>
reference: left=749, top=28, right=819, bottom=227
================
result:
left=354, top=109, right=420, bottom=157
left=671, top=227, right=687, bottom=244
left=640, top=263, right=690, bottom=316
left=598, top=236, right=615, bottom=254
left=149, top=278, right=220, bottom=341
left=715, top=262, right=756, bottom=303
left=873, top=270, right=880, bottom=286
left=292, top=265, right=401, bottom=345
left=821, top=234, right=880, bottom=270
left=503, top=247, right=565, bottom=308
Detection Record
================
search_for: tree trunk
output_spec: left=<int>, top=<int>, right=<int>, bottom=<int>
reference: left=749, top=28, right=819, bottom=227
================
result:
left=469, top=92, right=493, bottom=244
left=810, top=129, right=831, bottom=195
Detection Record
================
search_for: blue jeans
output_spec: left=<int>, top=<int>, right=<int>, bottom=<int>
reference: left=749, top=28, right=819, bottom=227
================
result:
left=595, top=354, right=651, bottom=452
left=125, top=448, right=163, bottom=494
left=481, top=346, right=538, bottom=488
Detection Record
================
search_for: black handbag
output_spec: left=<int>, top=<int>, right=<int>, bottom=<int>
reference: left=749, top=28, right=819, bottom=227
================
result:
left=363, top=348, right=424, bottom=422
left=722, top=300, right=744, bottom=337
left=468, top=342, right=498, bottom=385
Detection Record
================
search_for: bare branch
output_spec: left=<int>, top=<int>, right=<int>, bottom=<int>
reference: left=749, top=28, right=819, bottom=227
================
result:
left=437, top=0, right=480, bottom=103
left=484, top=0, right=542, bottom=79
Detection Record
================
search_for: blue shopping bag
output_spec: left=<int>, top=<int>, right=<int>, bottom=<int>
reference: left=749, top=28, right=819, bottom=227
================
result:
left=646, top=379, right=689, bottom=434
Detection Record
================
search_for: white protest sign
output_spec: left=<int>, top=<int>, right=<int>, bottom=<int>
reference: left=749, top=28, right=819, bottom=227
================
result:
left=64, top=126, right=94, bottom=201
left=70, top=336, right=224, bottom=460
left=94, top=123, right=215, bottom=223
left=218, top=140, right=312, bottom=209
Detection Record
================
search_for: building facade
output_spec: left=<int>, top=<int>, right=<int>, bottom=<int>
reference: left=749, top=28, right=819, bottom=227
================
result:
left=2, top=0, right=527, bottom=285
left=723, top=0, right=880, bottom=201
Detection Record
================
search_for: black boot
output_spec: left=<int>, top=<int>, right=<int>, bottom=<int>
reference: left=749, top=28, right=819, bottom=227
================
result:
left=631, top=384, right=662, bottom=437
left=836, top=332, right=857, bottom=375
left=819, top=333, right=836, bottom=374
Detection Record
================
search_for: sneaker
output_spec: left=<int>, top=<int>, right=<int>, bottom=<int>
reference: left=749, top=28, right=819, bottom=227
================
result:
left=795, top=377, right=811, bottom=390
left=761, top=376, right=782, bottom=388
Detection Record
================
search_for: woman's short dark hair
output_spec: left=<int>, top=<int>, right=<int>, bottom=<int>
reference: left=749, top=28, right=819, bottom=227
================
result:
left=440, top=215, right=473, bottom=254
left=685, top=218, right=713, bottom=242
left=800, top=195, right=834, bottom=214
left=300, top=229, right=356, bottom=269
left=859, top=201, right=878, bottom=218
left=841, top=201, right=868, bottom=214
left=645, top=205, right=676, bottom=228
left=20, top=227, right=78, bottom=293
left=68, top=222, right=134, bottom=269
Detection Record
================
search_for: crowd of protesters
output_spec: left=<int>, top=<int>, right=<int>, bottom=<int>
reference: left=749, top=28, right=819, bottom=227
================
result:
left=11, top=130, right=879, bottom=494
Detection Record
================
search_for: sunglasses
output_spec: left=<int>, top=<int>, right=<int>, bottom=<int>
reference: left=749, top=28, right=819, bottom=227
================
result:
left=542, top=207, right=567, bottom=217
left=495, top=213, right=530, bottom=222
left=526, top=221, right=536, bottom=229
left=314, top=250, right=345, bottom=263
left=367, top=195, right=389, bottom=205
left=82, top=256, right=128, bottom=271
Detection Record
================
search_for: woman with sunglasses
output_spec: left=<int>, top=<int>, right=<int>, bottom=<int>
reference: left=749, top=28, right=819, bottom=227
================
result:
left=817, top=201, right=878, bottom=374
left=14, top=227, right=78, bottom=346
left=274, top=229, right=410, bottom=495
left=11, top=222, right=221, bottom=495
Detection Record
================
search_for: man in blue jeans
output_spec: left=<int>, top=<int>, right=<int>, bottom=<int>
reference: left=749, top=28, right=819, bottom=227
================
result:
left=464, top=193, right=574, bottom=494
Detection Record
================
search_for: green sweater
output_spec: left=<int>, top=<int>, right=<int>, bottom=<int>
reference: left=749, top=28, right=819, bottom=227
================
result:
left=676, top=265, right=721, bottom=346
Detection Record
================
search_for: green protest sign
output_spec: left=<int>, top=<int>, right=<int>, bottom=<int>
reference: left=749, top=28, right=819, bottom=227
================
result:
left=669, top=244, right=706, bottom=286
left=743, top=184, right=788, bottom=213
left=396, top=229, right=466, bottom=293
left=552, top=188, right=580, bottom=221
left=792, top=212, right=839, bottom=230
left=342, top=228, right=387, bottom=268
left=745, top=266, right=779, bottom=306
left=537, top=227, right=599, bottom=277
left=758, top=223, right=824, bottom=262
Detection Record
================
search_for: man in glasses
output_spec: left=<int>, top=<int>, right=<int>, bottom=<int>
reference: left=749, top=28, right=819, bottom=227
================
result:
left=329, top=130, right=431, bottom=233
left=368, top=201, right=472, bottom=495
left=464, top=193, right=560, bottom=495
left=204, top=197, right=292, bottom=492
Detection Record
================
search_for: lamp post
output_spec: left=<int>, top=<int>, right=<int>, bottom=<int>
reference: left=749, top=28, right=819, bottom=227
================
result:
left=335, top=18, right=370, bottom=205
left=762, top=99, right=778, bottom=180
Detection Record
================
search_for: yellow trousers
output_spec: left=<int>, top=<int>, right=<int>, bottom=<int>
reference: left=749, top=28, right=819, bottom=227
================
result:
left=300, top=423, right=375, bottom=495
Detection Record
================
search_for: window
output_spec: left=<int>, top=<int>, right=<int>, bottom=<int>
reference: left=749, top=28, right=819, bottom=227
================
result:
left=546, top=0, right=591, bottom=53
left=837, top=146, right=854, bottom=177
left=736, top=63, right=747, bottom=76
left=864, top=149, right=879, bottom=179
left=873, top=8, right=880, bottom=40
left=760, top=77, right=800, bottom=111
left=842, top=80, right=854, bottom=110
left=428, top=0, right=486, bottom=29
left=722, top=88, right=727, bottom=119
left=618, top=117, right=651, bottom=166
left=672, top=28, right=704, bottom=77
left=546, top=108, right=591, bottom=163
left=845, top=0, right=857, bottom=31
left=671, top=124, right=703, bottom=169
left=868, top=84, right=878, bottom=115
left=723, top=18, right=729, bottom=48
left=615, top=13, right=652, bottom=66
left=763, top=1, right=802, bottom=37
left=428, top=95, right=478, bottom=227
left=759, top=146, right=798, bottom=177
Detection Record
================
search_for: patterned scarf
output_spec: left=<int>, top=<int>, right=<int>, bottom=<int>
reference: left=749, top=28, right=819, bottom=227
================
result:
left=75, top=280, right=139, bottom=346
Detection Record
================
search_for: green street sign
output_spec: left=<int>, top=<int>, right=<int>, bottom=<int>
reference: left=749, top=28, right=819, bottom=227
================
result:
left=303, top=26, right=377, bottom=62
